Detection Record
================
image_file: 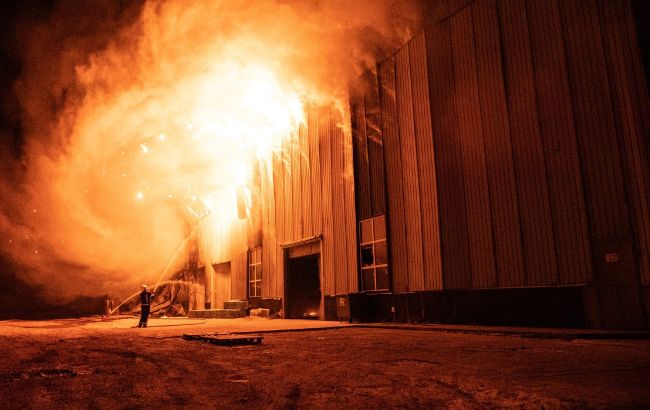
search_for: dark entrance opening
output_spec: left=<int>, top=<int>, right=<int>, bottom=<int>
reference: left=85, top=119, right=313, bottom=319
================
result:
left=285, top=255, right=321, bottom=319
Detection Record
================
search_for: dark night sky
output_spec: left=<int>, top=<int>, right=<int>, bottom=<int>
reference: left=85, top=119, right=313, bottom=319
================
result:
left=0, top=1, right=55, bottom=319
left=0, top=1, right=44, bottom=156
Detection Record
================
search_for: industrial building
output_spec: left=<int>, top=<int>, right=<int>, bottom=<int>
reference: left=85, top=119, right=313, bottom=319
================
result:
left=183, top=0, right=650, bottom=329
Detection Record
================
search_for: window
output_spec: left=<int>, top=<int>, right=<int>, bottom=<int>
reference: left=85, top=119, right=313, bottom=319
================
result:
left=248, top=247, right=262, bottom=298
left=359, top=215, right=389, bottom=291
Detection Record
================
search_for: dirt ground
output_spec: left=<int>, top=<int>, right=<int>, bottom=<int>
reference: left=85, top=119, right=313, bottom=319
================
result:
left=0, top=317, right=649, bottom=409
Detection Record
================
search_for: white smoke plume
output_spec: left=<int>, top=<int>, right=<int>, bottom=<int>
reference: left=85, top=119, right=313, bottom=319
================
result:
left=0, top=0, right=422, bottom=302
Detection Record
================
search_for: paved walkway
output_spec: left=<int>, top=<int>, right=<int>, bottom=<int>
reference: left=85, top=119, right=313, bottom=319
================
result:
left=354, top=322, right=650, bottom=339
left=1, top=316, right=648, bottom=339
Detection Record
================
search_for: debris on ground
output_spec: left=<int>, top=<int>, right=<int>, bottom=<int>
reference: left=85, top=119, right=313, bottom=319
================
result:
left=183, top=333, right=264, bottom=346
left=250, top=308, right=270, bottom=318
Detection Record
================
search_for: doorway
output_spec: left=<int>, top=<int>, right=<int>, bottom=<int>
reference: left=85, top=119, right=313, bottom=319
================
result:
left=285, top=254, right=321, bottom=319
left=213, top=262, right=232, bottom=310
left=589, top=238, right=645, bottom=329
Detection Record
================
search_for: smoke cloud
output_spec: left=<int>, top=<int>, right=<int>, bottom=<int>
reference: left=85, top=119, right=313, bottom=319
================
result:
left=0, top=0, right=422, bottom=302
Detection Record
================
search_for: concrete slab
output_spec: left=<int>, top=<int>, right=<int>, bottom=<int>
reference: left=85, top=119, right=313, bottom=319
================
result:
left=188, top=309, right=245, bottom=319
left=1, top=317, right=648, bottom=339
left=354, top=323, right=650, bottom=340
left=0, top=316, right=352, bottom=338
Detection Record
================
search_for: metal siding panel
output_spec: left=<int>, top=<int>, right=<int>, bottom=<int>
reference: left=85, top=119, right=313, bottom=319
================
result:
left=396, top=44, right=425, bottom=292
left=249, top=164, right=263, bottom=250
left=379, top=57, right=410, bottom=292
left=330, top=110, right=349, bottom=294
left=308, top=106, right=323, bottom=237
left=473, top=0, right=526, bottom=288
left=261, top=159, right=278, bottom=298
left=425, top=22, right=472, bottom=290
left=527, top=0, right=591, bottom=285
left=260, top=160, right=271, bottom=298
left=272, top=151, right=285, bottom=297
left=238, top=221, right=250, bottom=299
left=451, top=8, right=497, bottom=289
left=269, top=164, right=278, bottom=298
left=299, top=122, right=312, bottom=238
left=626, top=4, right=650, bottom=285
left=291, top=130, right=301, bottom=241
left=368, top=142, right=385, bottom=215
left=341, top=112, right=359, bottom=294
left=230, top=220, right=248, bottom=300
left=561, top=0, right=631, bottom=240
left=200, top=191, right=234, bottom=266
left=599, top=0, right=650, bottom=285
left=254, top=186, right=263, bottom=250
left=351, top=79, right=373, bottom=220
left=409, top=33, right=443, bottom=291
left=364, top=71, right=387, bottom=217
left=561, top=0, right=634, bottom=287
left=281, top=135, right=292, bottom=246
left=367, top=138, right=384, bottom=217
left=269, top=167, right=278, bottom=299
left=319, top=108, right=336, bottom=295
left=498, top=0, right=557, bottom=287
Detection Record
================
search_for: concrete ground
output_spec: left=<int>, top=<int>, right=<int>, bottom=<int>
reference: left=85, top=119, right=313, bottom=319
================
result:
left=0, top=316, right=649, bottom=409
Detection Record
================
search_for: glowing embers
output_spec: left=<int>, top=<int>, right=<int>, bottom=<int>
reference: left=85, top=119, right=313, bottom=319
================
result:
left=185, top=196, right=211, bottom=220
left=189, top=63, right=304, bottom=159
left=108, top=62, right=301, bottom=225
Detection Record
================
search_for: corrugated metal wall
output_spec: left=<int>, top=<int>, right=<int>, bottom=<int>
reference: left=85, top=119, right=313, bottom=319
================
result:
left=257, top=107, right=358, bottom=298
left=198, top=0, right=650, bottom=305
left=374, top=34, right=444, bottom=292
left=474, top=0, right=526, bottom=287
left=372, top=0, right=650, bottom=290
left=598, top=0, right=650, bottom=285
left=496, top=0, right=557, bottom=287
left=378, top=57, right=411, bottom=292
left=450, top=6, right=499, bottom=288
left=425, top=10, right=472, bottom=290
left=260, top=159, right=274, bottom=298
left=351, top=70, right=387, bottom=221
left=197, top=104, right=359, bottom=302
left=196, top=209, right=249, bottom=302
left=351, top=77, right=373, bottom=220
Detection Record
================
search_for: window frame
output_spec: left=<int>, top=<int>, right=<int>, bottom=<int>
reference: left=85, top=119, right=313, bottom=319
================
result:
left=247, top=247, right=262, bottom=298
left=359, top=215, right=389, bottom=292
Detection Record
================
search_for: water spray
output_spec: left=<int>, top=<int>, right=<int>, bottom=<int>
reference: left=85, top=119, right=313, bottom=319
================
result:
left=105, top=277, right=196, bottom=317
left=151, top=223, right=201, bottom=293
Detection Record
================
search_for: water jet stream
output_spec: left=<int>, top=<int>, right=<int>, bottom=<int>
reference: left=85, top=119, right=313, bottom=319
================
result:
left=152, top=224, right=200, bottom=293
left=106, top=224, right=199, bottom=318
left=106, top=278, right=197, bottom=316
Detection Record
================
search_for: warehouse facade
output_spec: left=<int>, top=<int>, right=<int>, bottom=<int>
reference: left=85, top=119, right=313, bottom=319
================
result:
left=189, top=0, right=650, bottom=329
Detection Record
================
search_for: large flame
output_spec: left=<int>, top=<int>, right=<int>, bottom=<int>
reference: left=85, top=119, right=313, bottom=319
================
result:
left=2, top=0, right=422, bottom=299
left=74, top=60, right=304, bottom=215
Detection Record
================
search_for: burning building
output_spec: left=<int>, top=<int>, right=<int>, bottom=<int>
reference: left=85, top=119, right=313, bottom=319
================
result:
left=176, top=0, right=650, bottom=329
left=1, top=0, right=649, bottom=329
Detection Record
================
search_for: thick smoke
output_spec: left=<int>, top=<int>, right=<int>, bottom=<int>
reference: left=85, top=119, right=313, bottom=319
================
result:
left=0, top=0, right=422, bottom=302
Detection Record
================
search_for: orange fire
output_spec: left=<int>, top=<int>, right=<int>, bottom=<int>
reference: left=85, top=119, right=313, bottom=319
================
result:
left=3, top=0, right=422, bottom=298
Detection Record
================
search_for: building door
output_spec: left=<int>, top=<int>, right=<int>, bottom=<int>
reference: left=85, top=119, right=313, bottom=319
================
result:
left=285, top=254, right=321, bottom=319
left=213, top=262, right=231, bottom=310
left=194, top=267, right=206, bottom=310
left=588, top=238, right=646, bottom=329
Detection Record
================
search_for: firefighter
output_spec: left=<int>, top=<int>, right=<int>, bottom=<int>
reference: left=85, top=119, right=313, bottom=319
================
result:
left=138, top=285, right=154, bottom=328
